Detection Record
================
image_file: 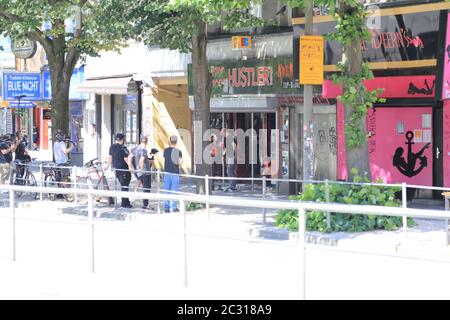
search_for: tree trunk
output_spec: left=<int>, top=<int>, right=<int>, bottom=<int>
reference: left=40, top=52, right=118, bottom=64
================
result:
left=339, top=3, right=372, bottom=181
left=192, top=20, right=212, bottom=195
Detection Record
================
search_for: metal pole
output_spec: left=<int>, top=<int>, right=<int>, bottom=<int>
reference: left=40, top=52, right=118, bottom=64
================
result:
left=402, top=183, right=407, bottom=238
left=114, top=169, right=118, bottom=209
left=262, top=176, right=267, bottom=224
left=251, top=112, right=254, bottom=191
left=157, top=170, right=161, bottom=215
left=445, top=193, right=449, bottom=246
left=73, top=166, right=78, bottom=203
left=39, top=163, right=43, bottom=202
left=298, top=206, right=306, bottom=300
left=181, top=199, right=188, bottom=288
left=10, top=188, right=16, bottom=262
left=325, top=179, right=331, bottom=229
left=205, top=174, right=210, bottom=218
left=88, top=193, right=95, bottom=273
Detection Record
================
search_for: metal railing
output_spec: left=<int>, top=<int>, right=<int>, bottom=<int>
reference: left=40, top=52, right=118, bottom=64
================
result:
left=0, top=183, right=449, bottom=299
left=11, top=161, right=450, bottom=235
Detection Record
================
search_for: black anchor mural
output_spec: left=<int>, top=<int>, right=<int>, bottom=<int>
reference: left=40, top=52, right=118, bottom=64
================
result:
left=393, top=131, right=431, bottom=178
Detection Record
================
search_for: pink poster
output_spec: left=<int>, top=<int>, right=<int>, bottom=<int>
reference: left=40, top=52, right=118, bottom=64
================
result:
left=444, top=100, right=450, bottom=188
left=442, top=13, right=450, bottom=100
left=337, top=107, right=433, bottom=185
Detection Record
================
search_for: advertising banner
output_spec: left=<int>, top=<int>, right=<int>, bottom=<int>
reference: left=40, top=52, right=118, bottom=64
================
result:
left=2, top=72, right=41, bottom=101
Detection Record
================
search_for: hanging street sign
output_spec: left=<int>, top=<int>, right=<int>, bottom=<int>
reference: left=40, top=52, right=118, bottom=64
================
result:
left=2, top=72, right=42, bottom=101
left=11, top=38, right=37, bottom=60
left=299, top=35, right=324, bottom=85
left=9, top=101, right=35, bottom=108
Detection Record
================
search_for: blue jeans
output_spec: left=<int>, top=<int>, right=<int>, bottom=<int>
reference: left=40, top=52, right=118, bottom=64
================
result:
left=163, top=173, right=180, bottom=210
left=227, top=164, right=237, bottom=189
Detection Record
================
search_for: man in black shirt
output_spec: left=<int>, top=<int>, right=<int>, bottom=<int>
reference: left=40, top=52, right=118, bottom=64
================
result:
left=163, top=135, right=182, bottom=213
left=104, top=133, right=132, bottom=208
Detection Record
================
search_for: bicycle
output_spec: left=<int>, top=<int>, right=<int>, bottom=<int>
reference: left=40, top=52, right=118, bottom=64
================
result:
left=10, top=159, right=38, bottom=199
left=43, top=162, right=75, bottom=202
left=77, top=158, right=114, bottom=206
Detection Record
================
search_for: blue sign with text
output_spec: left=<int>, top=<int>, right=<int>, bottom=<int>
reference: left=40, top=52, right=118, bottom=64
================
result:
left=3, top=73, right=42, bottom=101
left=10, top=101, right=35, bottom=108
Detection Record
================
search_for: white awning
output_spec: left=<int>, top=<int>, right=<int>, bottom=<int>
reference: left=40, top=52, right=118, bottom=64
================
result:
left=77, top=75, right=137, bottom=95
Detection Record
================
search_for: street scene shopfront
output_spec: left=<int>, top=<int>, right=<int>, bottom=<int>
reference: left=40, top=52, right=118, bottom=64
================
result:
left=294, top=3, right=446, bottom=189
left=189, top=56, right=337, bottom=191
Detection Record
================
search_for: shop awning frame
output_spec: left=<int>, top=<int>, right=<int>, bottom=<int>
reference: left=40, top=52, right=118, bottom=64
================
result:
left=77, top=74, right=138, bottom=95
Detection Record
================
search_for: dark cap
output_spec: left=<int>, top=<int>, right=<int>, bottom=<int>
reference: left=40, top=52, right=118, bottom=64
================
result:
left=115, top=133, right=125, bottom=141
left=140, top=135, right=148, bottom=142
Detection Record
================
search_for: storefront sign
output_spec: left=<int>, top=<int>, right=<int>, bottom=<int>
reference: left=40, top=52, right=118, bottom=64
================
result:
left=299, top=36, right=324, bottom=85
left=323, top=75, right=436, bottom=99
left=189, top=57, right=313, bottom=97
left=2, top=72, right=41, bottom=101
left=232, top=36, right=252, bottom=50
left=294, top=10, right=440, bottom=68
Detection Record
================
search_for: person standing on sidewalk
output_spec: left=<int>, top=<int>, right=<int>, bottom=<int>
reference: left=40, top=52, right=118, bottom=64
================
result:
left=104, top=133, right=132, bottom=209
left=223, top=129, right=237, bottom=192
left=163, top=135, right=182, bottom=213
left=132, top=135, right=154, bottom=210
left=210, top=134, right=223, bottom=191
left=0, top=142, right=11, bottom=185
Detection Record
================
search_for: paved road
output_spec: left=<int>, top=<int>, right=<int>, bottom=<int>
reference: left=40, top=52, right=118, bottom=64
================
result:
left=0, top=199, right=450, bottom=300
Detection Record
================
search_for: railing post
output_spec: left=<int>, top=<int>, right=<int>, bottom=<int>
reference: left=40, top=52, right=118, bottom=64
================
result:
left=114, top=169, right=118, bottom=209
left=39, top=163, right=43, bottom=202
left=88, top=193, right=95, bottom=273
left=205, top=175, right=210, bottom=219
left=262, top=176, right=267, bottom=224
left=10, top=187, right=16, bottom=262
left=181, top=199, right=188, bottom=288
left=298, top=206, right=306, bottom=300
left=325, top=179, right=331, bottom=229
left=157, top=170, right=161, bottom=215
left=73, top=166, right=78, bottom=203
left=402, top=183, right=407, bottom=238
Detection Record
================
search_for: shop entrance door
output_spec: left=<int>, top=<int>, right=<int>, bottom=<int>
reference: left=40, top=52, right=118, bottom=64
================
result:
left=367, top=107, right=433, bottom=186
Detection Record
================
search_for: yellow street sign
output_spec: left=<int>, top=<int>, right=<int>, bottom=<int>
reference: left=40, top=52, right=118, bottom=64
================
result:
left=300, top=35, right=324, bottom=85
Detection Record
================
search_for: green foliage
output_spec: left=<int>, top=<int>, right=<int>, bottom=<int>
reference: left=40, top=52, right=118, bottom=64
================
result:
left=276, top=170, right=414, bottom=233
left=131, top=0, right=265, bottom=53
left=187, top=202, right=205, bottom=211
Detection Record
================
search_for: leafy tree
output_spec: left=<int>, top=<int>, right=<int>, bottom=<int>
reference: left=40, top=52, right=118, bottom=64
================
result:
left=0, top=0, right=133, bottom=139
left=130, top=0, right=264, bottom=193
left=285, top=0, right=383, bottom=181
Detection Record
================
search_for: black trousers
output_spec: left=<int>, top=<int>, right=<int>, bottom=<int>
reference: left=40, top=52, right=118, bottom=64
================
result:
left=211, top=163, right=222, bottom=189
left=116, top=170, right=131, bottom=206
left=139, top=174, right=152, bottom=207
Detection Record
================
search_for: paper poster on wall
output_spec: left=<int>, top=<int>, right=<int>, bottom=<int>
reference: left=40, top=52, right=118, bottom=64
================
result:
left=423, top=129, right=432, bottom=143
left=414, top=130, right=423, bottom=143
left=422, top=114, right=432, bottom=128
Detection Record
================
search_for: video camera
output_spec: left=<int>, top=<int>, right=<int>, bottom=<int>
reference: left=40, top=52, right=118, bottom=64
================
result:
left=149, top=148, right=159, bottom=161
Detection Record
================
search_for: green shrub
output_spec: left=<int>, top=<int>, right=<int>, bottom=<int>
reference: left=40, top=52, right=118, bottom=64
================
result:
left=187, top=202, right=204, bottom=211
left=276, top=169, right=414, bottom=233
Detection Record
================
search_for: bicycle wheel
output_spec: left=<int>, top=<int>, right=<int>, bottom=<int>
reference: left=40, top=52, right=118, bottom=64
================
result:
left=26, top=172, right=38, bottom=199
left=93, top=177, right=114, bottom=206
left=63, top=177, right=75, bottom=202
left=45, top=174, right=57, bottom=201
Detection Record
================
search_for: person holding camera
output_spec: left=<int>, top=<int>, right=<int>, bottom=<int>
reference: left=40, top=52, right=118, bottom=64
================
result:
left=130, top=135, right=157, bottom=210
left=53, top=133, right=74, bottom=184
